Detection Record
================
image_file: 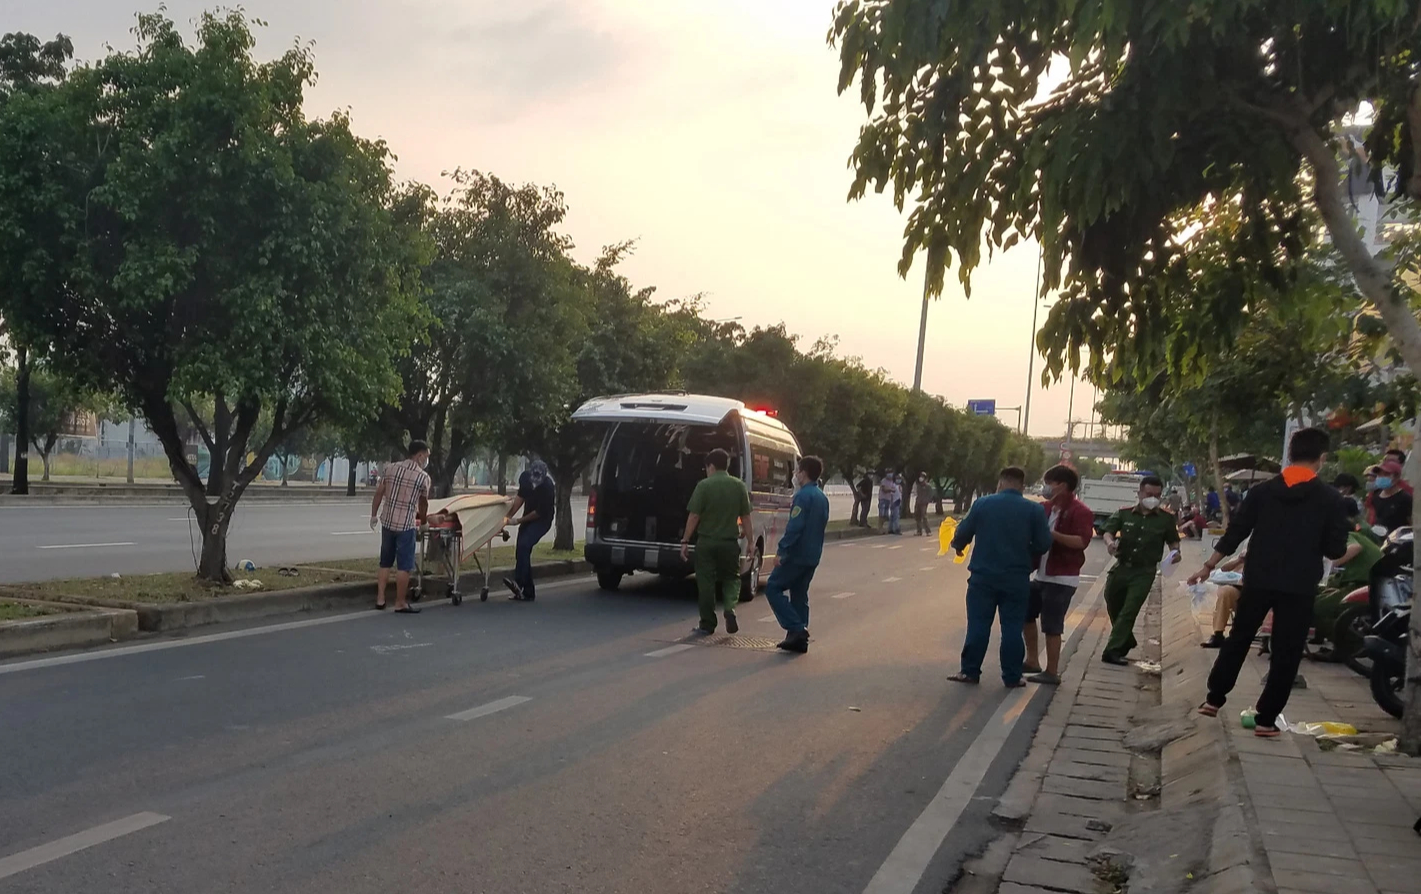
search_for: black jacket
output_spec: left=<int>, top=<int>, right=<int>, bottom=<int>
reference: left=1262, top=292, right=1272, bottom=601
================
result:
left=1215, top=474, right=1350, bottom=597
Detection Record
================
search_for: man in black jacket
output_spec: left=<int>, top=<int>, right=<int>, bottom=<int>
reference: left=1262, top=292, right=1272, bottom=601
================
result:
left=1187, top=428, right=1350, bottom=737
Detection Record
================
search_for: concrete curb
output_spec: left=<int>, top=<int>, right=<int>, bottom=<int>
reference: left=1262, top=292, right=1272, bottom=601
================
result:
left=1157, top=571, right=1267, bottom=894
left=991, top=572, right=1112, bottom=826
left=0, top=599, right=139, bottom=658
left=1, top=559, right=594, bottom=635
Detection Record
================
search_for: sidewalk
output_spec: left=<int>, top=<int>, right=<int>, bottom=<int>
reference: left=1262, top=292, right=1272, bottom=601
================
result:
left=986, top=540, right=1421, bottom=894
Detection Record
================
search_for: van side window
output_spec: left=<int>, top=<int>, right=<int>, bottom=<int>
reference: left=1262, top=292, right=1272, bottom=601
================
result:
left=750, top=437, right=796, bottom=495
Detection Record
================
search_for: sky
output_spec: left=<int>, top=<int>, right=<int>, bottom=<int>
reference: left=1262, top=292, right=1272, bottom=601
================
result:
left=6, top=0, right=1097, bottom=443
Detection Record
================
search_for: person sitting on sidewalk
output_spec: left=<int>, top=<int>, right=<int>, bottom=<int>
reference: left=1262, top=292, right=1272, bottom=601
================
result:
left=947, top=466, right=1053, bottom=688
left=1188, top=428, right=1351, bottom=738
left=1023, top=464, right=1095, bottom=684
left=1178, top=505, right=1208, bottom=540
left=1100, top=476, right=1181, bottom=665
left=1201, top=554, right=1246, bottom=648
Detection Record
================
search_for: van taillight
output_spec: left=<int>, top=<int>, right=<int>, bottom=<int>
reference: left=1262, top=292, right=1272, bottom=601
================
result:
left=587, top=486, right=597, bottom=528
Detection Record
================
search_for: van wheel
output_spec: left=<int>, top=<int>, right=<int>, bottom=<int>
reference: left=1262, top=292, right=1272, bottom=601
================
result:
left=597, top=569, right=624, bottom=592
left=740, top=545, right=762, bottom=602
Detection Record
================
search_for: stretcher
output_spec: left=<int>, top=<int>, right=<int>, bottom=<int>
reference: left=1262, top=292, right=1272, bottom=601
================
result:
left=411, top=494, right=514, bottom=606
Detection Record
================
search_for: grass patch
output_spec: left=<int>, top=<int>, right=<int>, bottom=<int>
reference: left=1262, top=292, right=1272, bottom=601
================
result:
left=19, top=566, right=369, bottom=605
left=0, top=601, right=57, bottom=621
left=304, top=542, right=582, bottom=576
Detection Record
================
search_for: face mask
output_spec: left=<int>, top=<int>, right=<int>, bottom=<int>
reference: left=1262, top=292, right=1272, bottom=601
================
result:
left=419, top=456, right=429, bottom=470
left=1376, top=477, right=1393, bottom=490
left=1141, top=497, right=1161, bottom=510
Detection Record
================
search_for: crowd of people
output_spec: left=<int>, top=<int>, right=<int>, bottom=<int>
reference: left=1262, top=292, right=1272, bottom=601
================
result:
left=851, top=470, right=937, bottom=536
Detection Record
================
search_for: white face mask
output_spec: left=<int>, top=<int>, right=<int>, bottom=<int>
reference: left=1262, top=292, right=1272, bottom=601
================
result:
left=1141, top=497, right=1161, bottom=510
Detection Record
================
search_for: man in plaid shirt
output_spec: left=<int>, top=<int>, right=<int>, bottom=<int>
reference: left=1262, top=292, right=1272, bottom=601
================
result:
left=369, top=440, right=432, bottom=613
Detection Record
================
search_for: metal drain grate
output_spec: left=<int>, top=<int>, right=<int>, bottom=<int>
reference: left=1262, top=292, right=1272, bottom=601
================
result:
left=673, top=633, right=783, bottom=651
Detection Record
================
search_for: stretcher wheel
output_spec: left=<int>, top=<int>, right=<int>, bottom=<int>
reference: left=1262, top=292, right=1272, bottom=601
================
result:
left=451, top=592, right=463, bottom=606
left=480, top=587, right=489, bottom=602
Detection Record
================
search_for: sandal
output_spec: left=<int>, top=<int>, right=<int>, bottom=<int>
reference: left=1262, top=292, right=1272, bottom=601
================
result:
left=1198, top=702, right=1219, bottom=717
left=947, top=673, right=980, bottom=684
left=1254, top=724, right=1281, bottom=738
left=1022, top=664, right=1044, bottom=675
left=1004, top=679, right=1028, bottom=689
left=374, top=602, right=387, bottom=611
left=394, top=606, right=421, bottom=614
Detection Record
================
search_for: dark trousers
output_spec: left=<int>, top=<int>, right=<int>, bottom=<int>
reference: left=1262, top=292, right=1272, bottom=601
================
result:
left=765, top=562, right=816, bottom=633
left=960, top=576, right=1030, bottom=683
left=855, top=497, right=871, bottom=526
left=1103, top=565, right=1155, bottom=657
left=694, top=537, right=741, bottom=630
left=514, top=517, right=552, bottom=599
left=915, top=502, right=929, bottom=535
left=1206, top=587, right=1313, bottom=727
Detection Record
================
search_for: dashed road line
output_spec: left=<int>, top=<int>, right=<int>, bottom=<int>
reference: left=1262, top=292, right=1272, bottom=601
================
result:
left=830, top=592, right=855, bottom=600
left=36, top=542, right=135, bottom=550
left=882, top=576, right=902, bottom=583
left=0, top=812, right=170, bottom=881
left=445, top=695, right=532, bottom=721
left=645, top=644, right=696, bottom=658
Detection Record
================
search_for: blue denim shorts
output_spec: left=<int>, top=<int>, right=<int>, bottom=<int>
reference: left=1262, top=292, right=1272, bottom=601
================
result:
left=379, top=527, right=417, bottom=572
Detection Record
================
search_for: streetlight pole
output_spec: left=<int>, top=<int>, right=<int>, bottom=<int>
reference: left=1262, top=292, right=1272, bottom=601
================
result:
left=912, top=266, right=931, bottom=393
left=1022, top=252, right=1043, bottom=434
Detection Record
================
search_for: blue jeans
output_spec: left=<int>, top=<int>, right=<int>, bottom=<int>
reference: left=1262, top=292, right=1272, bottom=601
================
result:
left=889, top=502, right=902, bottom=534
left=764, top=562, right=816, bottom=633
left=379, top=527, right=417, bottom=572
left=515, top=517, right=552, bottom=598
left=960, top=576, right=1030, bottom=683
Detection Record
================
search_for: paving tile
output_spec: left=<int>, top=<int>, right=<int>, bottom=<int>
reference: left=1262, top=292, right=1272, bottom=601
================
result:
left=1034, top=793, right=1122, bottom=820
left=1040, top=774, right=1122, bottom=801
left=998, top=884, right=1060, bottom=894
left=1016, top=833, right=1093, bottom=864
left=1046, top=758, right=1128, bottom=784
left=1055, top=748, right=1131, bottom=768
left=1254, top=808, right=1346, bottom=834
left=1261, top=831, right=1358, bottom=860
left=1273, top=867, right=1381, bottom=894
left=1328, top=797, right=1417, bottom=825
left=1353, top=834, right=1421, bottom=858
left=1369, top=867, right=1421, bottom=892
left=1022, top=810, right=1108, bottom=841
left=1248, top=784, right=1333, bottom=811
left=1056, top=736, right=1128, bottom=754
left=1267, top=850, right=1372, bottom=877
left=1347, top=819, right=1421, bottom=844
left=1244, top=766, right=1327, bottom=789
left=1003, top=853, right=1100, bottom=894
left=1062, top=725, right=1122, bottom=741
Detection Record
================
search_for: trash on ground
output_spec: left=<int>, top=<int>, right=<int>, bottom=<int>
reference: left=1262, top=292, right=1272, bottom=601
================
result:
left=1290, top=722, right=1358, bottom=737
left=1317, top=731, right=1399, bottom=751
left=1133, top=661, right=1162, bottom=674
left=848, top=706, right=862, bottom=712
left=233, top=579, right=265, bottom=590
left=1375, top=738, right=1399, bottom=754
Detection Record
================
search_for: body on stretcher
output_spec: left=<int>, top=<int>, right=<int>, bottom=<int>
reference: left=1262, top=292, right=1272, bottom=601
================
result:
left=411, top=494, right=514, bottom=606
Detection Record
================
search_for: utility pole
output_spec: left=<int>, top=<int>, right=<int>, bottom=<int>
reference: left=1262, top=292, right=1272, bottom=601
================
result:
left=1022, top=253, right=1043, bottom=435
left=1066, top=374, right=1077, bottom=445
left=912, top=267, right=931, bottom=392
left=126, top=416, right=136, bottom=484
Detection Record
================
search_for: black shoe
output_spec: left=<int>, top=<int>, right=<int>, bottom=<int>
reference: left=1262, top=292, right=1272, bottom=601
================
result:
left=725, top=612, right=739, bottom=634
left=503, top=577, right=523, bottom=600
left=1201, top=633, right=1226, bottom=648
left=777, top=631, right=808, bottom=653
left=690, top=625, right=714, bottom=636
left=1101, top=652, right=1129, bottom=666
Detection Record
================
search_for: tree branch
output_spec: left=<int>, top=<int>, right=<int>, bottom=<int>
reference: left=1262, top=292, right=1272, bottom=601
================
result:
left=181, top=399, right=216, bottom=455
left=1407, top=83, right=1421, bottom=201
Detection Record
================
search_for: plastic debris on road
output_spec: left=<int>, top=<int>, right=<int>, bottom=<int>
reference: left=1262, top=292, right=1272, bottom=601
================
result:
left=1133, top=660, right=1162, bottom=674
left=233, top=579, right=265, bottom=590
left=1182, top=581, right=1213, bottom=613
left=1290, top=721, right=1359, bottom=737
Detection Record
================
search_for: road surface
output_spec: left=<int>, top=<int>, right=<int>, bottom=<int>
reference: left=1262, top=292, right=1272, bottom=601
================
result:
left=0, top=538, right=1110, bottom=894
left=0, top=494, right=859, bottom=583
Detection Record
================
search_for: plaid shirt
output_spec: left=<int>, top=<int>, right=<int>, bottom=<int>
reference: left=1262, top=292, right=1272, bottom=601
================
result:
left=379, top=459, right=431, bottom=532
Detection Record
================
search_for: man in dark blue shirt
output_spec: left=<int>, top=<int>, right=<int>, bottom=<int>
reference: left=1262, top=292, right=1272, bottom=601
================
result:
left=764, top=456, right=831, bottom=654
left=947, top=466, right=1053, bottom=687
left=503, top=459, right=556, bottom=602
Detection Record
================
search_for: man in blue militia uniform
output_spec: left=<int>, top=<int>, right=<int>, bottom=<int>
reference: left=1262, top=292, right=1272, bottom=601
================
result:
left=948, top=466, right=1054, bottom=687
left=764, top=455, right=831, bottom=654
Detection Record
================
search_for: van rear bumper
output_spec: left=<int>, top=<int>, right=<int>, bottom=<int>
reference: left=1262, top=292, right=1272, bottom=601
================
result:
left=585, top=540, right=695, bottom=576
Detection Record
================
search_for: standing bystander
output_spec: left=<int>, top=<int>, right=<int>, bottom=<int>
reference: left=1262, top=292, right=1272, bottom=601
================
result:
left=914, top=472, right=932, bottom=536
left=1023, top=465, right=1095, bottom=684
left=1189, top=428, right=1350, bottom=737
left=502, top=459, right=556, bottom=602
left=369, top=441, right=433, bottom=614
left=946, top=467, right=1054, bottom=688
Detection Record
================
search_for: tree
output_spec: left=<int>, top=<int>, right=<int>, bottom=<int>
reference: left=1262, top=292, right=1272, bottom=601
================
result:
left=30, top=12, right=424, bottom=580
left=832, top=0, right=1421, bottom=748
left=0, top=31, right=76, bottom=494
left=0, top=362, right=103, bottom=480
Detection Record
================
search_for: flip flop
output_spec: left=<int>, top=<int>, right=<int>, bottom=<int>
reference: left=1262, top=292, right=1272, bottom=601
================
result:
left=395, top=606, right=421, bottom=614
left=1197, top=702, right=1219, bottom=717
left=1254, top=725, right=1281, bottom=738
left=374, top=602, right=387, bottom=611
left=946, top=673, right=979, bottom=684
left=1004, top=679, right=1028, bottom=688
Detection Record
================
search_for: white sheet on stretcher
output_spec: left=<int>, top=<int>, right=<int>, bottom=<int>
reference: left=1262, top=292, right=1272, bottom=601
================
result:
left=427, top=494, right=514, bottom=563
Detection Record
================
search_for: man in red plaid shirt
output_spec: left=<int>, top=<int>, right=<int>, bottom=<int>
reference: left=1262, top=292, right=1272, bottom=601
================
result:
left=369, top=440, right=432, bottom=613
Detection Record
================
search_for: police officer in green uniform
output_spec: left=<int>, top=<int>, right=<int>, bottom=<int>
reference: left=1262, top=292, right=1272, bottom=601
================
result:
left=681, top=447, right=755, bottom=636
left=1101, top=475, right=1181, bottom=664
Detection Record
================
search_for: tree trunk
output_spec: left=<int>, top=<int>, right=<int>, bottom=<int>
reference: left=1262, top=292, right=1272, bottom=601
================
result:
left=39, top=447, right=51, bottom=482
left=279, top=452, right=289, bottom=486
left=553, top=474, right=575, bottom=552
left=496, top=454, right=508, bottom=496
left=1209, top=414, right=1229, bottom=530
left=346, top=458, right=358, bottom=497
left=126, top=417, right=136, bottom=484
left=11, top=344, right=30, bottom=495
left=197, top=502, right=234, bottom=581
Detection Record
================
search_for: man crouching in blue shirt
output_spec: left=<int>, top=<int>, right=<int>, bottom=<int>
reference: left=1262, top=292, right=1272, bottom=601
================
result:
left=765, top=455, right=831, bottom=654
left=948, top=466, right=1053, bottom=687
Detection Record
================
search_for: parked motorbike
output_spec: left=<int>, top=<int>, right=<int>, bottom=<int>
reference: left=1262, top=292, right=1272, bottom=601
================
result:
left=1361, top=605, right=1410, bottom=718
left=1335, top=527, right=1412, bottom=677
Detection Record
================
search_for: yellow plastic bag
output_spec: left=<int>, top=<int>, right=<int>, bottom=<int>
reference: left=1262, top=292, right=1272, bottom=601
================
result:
left=938, top=517, right=970, bottom=563
left=1291, top=722, right=1358, bottom=737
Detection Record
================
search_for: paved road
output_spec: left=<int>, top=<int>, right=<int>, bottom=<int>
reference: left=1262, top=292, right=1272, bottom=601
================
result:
left=0, top=494, right=858, bottom=583
left=0, top=539, right=1109, bottom=894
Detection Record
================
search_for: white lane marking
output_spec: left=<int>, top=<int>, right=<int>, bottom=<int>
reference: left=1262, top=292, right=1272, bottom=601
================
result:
left=861, top=689, right=1032, bottom=894
left=176, top=675, right=205, bottom=681
left=919, top=566, right=935, bottom=572
left=882, top=576, right=902, bottom=583
left=921, top=547, right=935, bottom=552
left=446, top=695, right=532, bottom=722
left=0, top=575, right=593, bottom=676
left=0, top=812, right=170, bottom=881
left=330, top=531, right=373, bottom=536
left=370, top=643, right=433, bottom=654
left=870, top=544, right=889, bottom=550
left=645, top=644, right=696, bottom=658
left=35, top=542, right=135, bottom=550
left=830, top=592, right=854, bottom=600
left=888, top=545, right=904, bottom=551
left=167, top=517, right=191, bottom=521
left=759, top=615, right=776, bottom=623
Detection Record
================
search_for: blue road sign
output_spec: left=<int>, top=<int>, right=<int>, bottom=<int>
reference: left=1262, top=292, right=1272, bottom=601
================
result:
left=967, top=399, right=996, bottom=417
left=1182, top=462, right=1197, bottom=478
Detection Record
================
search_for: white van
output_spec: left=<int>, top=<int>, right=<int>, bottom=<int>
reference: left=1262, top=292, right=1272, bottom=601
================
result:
left=573, top=392, right=803, bottom=596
